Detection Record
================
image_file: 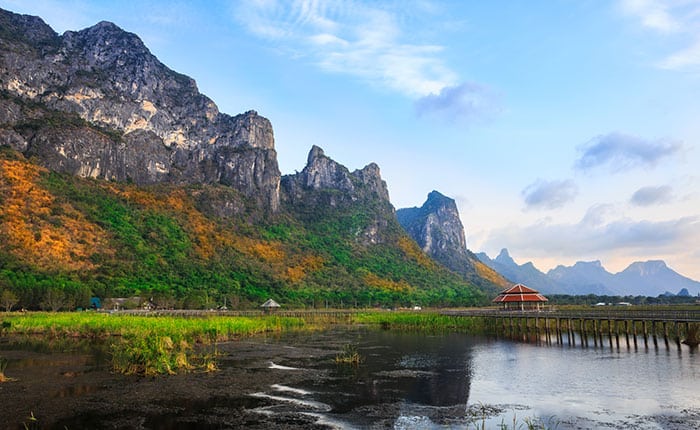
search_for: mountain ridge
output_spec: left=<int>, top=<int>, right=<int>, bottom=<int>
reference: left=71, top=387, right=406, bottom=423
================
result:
left=477, top=249, right=700, bottom=296
left=0, top=7, right=498, bottom=309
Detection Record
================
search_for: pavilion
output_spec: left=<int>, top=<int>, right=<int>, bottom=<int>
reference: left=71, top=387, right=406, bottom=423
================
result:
left=260, top=298, right=281, bottom=313
left=492, top=283, right=548, bottom=311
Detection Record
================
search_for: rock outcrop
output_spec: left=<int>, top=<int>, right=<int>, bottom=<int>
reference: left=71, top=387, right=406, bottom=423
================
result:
left=397, top=191, right=508, bottom=289
left=281, top=145, right=393, bottom=245
left=0, top=8, right=280, bottom=212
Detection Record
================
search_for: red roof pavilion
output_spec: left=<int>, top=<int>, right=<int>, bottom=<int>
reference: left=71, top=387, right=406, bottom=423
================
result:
left=492, top=283, right=548, bottom=310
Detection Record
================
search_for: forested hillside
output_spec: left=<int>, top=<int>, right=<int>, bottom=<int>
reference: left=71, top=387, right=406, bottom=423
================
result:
left=0, top=147, right=490, bottom=310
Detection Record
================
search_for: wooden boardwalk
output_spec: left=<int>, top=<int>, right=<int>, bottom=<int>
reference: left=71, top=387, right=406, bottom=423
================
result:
left=441, top=308, right=700, bottom=322
left=442, top=308, right=700, bottom=349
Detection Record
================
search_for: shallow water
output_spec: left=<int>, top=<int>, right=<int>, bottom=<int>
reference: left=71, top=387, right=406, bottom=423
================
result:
left=244, top=329, right=700, bottom=429
left=1, top=327, right=698, bottom=429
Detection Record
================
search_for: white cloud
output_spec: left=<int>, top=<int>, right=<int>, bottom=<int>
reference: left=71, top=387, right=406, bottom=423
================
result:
left=658, top=37, right=700, bottom=68
left=575, top=132, right=681, bottom=172
left=619, top=0, right=700, bottom=70
left=521, top=179, right=578, bottom=210
left=619, top=0, right=681, bottom=33
left=233, top=1, right=461, bottom=98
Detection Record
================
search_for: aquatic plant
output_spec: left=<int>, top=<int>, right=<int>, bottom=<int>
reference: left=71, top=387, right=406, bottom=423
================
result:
left=2, top=312, right=309, bottom=375
left=0, top=357, right=9, bottom=382
left=683, top=323, right=699, bottom=346
left=334, top=344, right=363, bottom=365
left=22, top=411, right=39, bottom=430
left=353, top=311, right=487, bottom=333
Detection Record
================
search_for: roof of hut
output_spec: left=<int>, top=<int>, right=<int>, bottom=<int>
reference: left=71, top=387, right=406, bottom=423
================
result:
left=492, top=283, right=548, bottom=303
left=261, top=298, right=281, bottom=308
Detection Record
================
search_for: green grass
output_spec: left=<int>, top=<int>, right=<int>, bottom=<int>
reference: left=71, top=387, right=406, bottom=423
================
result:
left=353, top=311, right=488, bottom=333
left=3, top=312, right=307, bottom=375
left=1, top=310, right=495, bottom=376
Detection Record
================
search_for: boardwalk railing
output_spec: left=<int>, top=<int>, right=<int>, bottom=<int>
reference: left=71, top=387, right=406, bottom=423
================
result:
left=440, top=309, right=700, bottom=322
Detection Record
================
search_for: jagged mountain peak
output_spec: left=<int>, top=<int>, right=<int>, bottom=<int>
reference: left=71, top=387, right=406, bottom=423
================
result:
left=397, top=191, right=508, bottom=291
left=495, top=248, right=515, bottom=265
left=284, top=145, right=389, bottom=203
left=307, top=145, right=326, bottom=163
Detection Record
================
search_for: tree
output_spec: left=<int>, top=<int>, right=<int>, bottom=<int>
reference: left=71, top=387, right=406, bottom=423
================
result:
left=0, top=289, right=18, bottom=312
left=40, top=288, right=68, bottom=312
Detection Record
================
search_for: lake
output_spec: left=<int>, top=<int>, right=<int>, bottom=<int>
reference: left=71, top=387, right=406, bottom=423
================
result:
left=1, top=327, right=698, bottom=429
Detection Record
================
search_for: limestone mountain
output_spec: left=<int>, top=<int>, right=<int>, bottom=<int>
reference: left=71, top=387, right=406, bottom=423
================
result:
left=281, top=145, right=393, bottom=245
left=0, top=7, right=498, bottom=309
left=397, top=191, right=508, bottom=290
left=0, top=8, right=280, bottom=213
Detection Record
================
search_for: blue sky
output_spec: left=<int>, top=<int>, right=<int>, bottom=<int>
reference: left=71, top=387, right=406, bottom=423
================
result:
left=3, top=0, right=699, bottom=281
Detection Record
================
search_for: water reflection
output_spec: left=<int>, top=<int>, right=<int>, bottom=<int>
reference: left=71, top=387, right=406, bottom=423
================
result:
left=2, top=327, right=698, bottom=429
left=280, top=328, right=699, bottom=428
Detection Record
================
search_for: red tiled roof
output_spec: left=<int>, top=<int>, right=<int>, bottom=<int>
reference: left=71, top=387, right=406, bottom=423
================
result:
left=500, top=284, right=540, bottom=295
left=492, top=283, right=548, bottom=303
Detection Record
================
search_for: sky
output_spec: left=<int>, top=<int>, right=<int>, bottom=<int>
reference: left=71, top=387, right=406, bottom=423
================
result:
left=2, top=0, right=700, bottom=280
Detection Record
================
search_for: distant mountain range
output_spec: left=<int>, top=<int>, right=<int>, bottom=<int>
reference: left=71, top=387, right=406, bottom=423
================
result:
left=477, top=249, right=700, bottom=297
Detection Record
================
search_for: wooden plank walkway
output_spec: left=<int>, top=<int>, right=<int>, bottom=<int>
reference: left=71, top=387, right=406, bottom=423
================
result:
left=440, top=309, right=700, bottom=322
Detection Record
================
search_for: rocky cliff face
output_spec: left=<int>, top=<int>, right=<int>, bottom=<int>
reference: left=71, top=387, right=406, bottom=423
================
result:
left=0, top=8, right=280, bottom=212
left=281, top=145, right=393, bottom=245
left=397, top=191, right=508, bottom=289
left=397, top=190, right=467, bottom=255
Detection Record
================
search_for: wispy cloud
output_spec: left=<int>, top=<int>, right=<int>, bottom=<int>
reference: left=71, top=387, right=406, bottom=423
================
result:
left=521, top=179, right=578, bottom=210
left=619, top=0, right=700, bottom=70
left=234, top=1, right=457, bottom=97
left=619, top=0, right=682, bottom=33
left=630, top=185, right=675, bottom=206
left=575, top=132, right=681, bottom=172
left=233, top=1, right=498, bottom=123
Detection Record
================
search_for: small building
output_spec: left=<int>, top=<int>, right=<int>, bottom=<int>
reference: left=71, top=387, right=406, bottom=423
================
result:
left=492, top=283, right=548, bottom=311
left=261, top=298, right=281, bottom=313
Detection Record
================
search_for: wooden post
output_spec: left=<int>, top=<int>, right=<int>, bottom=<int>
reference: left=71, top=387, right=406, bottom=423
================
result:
left=556, top=318, right=562, bottom=345
left=642, top=320, right=648, bottom=348
left=663, top=322, right=670, bottom=349
left=624, top=320, right=630, bottom=348
left=593, top=319, right=599, bottom=347
left=615, top=320, right=620, bottom=349
left=652, top=321, right=658, bottom=348
left=632, top=320, right=638, bottom=349
left=608, top=320, right=614, bottom=349
left=566, top=318, right=576, bottom=346
left=674, top=322, right=682, bottom=348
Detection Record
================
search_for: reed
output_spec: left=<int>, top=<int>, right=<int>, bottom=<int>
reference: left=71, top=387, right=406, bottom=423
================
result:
left=0, top=357, right=8, bottom=382
left=2, top=310, right=490, bottom=375
left=3, top=312, right=308, bottom=375
left=334, top=344, right=363, bottom=365
left=353, top=311, right=487, bottom=333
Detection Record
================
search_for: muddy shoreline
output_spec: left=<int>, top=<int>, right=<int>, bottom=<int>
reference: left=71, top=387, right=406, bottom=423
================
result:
left=1, top=329, right=699, bottom=429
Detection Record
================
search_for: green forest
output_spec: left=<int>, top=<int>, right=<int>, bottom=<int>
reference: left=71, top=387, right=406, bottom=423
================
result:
left=0, top=147, right=492, bottom=311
